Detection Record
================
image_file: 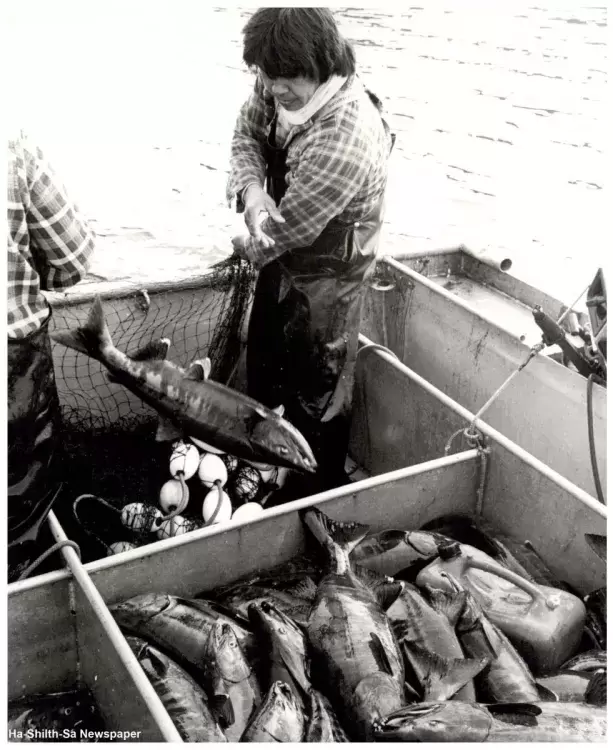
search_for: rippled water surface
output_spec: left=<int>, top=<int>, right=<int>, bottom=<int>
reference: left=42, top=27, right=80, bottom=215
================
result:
left=8, top=1, right=608, bottom=297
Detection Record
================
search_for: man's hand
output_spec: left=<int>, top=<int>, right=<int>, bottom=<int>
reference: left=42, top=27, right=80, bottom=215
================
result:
left=243, top=184, right=285, bottom=249
left=231, top=233, right=261, bottom=267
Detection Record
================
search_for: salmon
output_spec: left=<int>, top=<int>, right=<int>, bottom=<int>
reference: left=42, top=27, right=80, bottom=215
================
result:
left=220, top=578, right=316, bottom=628
left=351, top=529, right=447, bottom=577
left=203, top=622, right=261, bottom=742
left=51, top=296, right=317, bottom=472
left=241, top=681, right=305, bottom=742
left=247, top=600, right=311, bottom=712
left=388, top=583, right=488, bottom=701
left=455, top=589, right=540, bottom=703
left=302, top=508, right=406, bottom=740
left=126, top=635, right=226, bottom=742
left=248, top=599, right=348, bottom=740
left=561, top=649, right=607, bottom=673
left=305, top=688, right=350, bottom=742
left=374, top=700, right=607, bottom=742
left=109, top=593, right=258, bottom=679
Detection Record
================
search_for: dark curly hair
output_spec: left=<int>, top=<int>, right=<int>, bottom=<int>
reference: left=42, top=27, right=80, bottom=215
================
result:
left=242, top=8, right=356, bottom=83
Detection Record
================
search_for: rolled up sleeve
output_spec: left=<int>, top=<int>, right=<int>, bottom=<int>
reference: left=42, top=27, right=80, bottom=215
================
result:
left=226, top=78, right=269, bottom=206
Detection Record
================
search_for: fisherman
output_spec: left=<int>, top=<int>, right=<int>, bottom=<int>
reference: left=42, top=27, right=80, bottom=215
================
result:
left=228, top=8, right=394, bottom=497
left=7, top=131, right=95, bottom=581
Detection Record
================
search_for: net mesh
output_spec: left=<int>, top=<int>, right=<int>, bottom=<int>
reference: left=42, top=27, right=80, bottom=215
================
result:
left=46, top=256, right=257, bottom=534
left=49, top=256, right=256, bottom=436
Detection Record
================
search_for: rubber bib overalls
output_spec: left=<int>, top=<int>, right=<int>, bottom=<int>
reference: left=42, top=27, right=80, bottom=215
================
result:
left=8, top=312, right=61, bottom=579
left=247, top=112, right=392, bottom=493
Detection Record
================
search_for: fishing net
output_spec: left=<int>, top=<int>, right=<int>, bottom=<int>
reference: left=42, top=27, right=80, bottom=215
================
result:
left=49, top=256, right=256, bottom=436
left=46, top=256, right=257, bottom=519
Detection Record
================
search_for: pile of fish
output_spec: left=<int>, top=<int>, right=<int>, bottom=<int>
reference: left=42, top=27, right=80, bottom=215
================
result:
left=7, top=689, right=106, bottom=743
left=109, top=510, right=607, bottom=742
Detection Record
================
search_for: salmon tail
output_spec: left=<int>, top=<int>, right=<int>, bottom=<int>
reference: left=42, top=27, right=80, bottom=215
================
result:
left=353, top=564, right=403, bottom=609
left=423, top=653, right=490, bottom=701
left=285, top=576, right=318, bottom=601
left=302, top=508, right=369, bottom=556
left=51, top=296, right=113, bottom=361
left=422, top=586, right=468, bottom=627
left=585, top=533, right=607, bottom=563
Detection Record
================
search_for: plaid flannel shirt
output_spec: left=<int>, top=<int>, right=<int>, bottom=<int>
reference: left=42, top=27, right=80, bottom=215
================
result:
left=7, top=133, right=95, bottom=339
left=227, top=75, right=392, bottom=265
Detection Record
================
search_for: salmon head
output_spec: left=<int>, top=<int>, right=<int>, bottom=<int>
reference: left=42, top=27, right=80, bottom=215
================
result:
left=249, top=408, right=317, bottom=473
left=373, top=701, right=493, bottom=742
left=209, top=621, right=251, bottom=684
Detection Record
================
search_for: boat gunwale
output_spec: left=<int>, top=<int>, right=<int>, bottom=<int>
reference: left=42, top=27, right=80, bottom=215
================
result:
left=357, top=334, right=606, bottom=517
left=381, top=254, right=605, bottom=393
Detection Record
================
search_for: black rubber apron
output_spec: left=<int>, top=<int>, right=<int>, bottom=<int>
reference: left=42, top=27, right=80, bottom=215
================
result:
left=247, top=115, right=390, bottom=492
left=8, top=312, right=62, bottom=576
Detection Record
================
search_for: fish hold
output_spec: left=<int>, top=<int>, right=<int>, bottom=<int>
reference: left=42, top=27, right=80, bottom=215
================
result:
left=455, top=590, right=540, bottom=703
left=247, top=600, right=311, bottom=713
left=351, top=529, right=448, bottom=578
left=220, top=578, right=316, bottom=628
left=302, top=508, right=405, bottom=741
left=388, top=584, right=487, bottom=702
left=561, top=649, right=607, bottom=673
left=374, top=701, right=607, bottom=743
left=305, top=689, right=349, bottom=742
left=51, top=296, right=317, bottom=473
left=241, top=681, right=305, bottom=742
left=203, top=622, right=261, bottom=742
left=125, top=636, right=226, bottom=742
left=109, top=593, right=257, bottom=679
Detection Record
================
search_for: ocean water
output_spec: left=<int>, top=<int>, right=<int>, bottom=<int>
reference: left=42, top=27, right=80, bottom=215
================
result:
left=7, top=1, right=608, bottom=300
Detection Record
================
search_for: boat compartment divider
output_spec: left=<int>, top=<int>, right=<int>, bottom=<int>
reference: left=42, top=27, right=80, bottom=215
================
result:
left=47, top=512, right=184, bottom=742
left=84, top=449, right=481, bottom=604
left=356, top=335, right=606, bottom=593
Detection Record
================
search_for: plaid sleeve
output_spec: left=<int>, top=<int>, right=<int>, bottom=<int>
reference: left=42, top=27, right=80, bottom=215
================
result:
left=251, top=114, right=369, bottom=264
left=25, top=144, right=95, bottom=291
left=226, top=77, right=270, bottom=206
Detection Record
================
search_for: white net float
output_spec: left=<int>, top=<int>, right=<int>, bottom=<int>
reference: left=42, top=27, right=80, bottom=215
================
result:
left=169, top=440, right=200, bottom=481
left=202, top=487, right=232, bottom=525
left=121, top=502, right=163, bottom=533
left=197, top=453, right=228, bottom=488
left=231, top=502, right=264, bottom=523
left=108, top=541, right=138, bottom=556
left=159, top=478, right=190, bottom=515
left=155, top=515, right=200, bottom=540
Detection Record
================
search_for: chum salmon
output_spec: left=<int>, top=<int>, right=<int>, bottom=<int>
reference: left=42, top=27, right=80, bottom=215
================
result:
left=302, top=508, right=406, bottom=740
left=52, top=296, right=317, bottom=472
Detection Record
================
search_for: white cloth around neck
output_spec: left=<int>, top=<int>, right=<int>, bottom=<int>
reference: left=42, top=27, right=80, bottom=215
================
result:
left=277, top=75, right=348, bottom=134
